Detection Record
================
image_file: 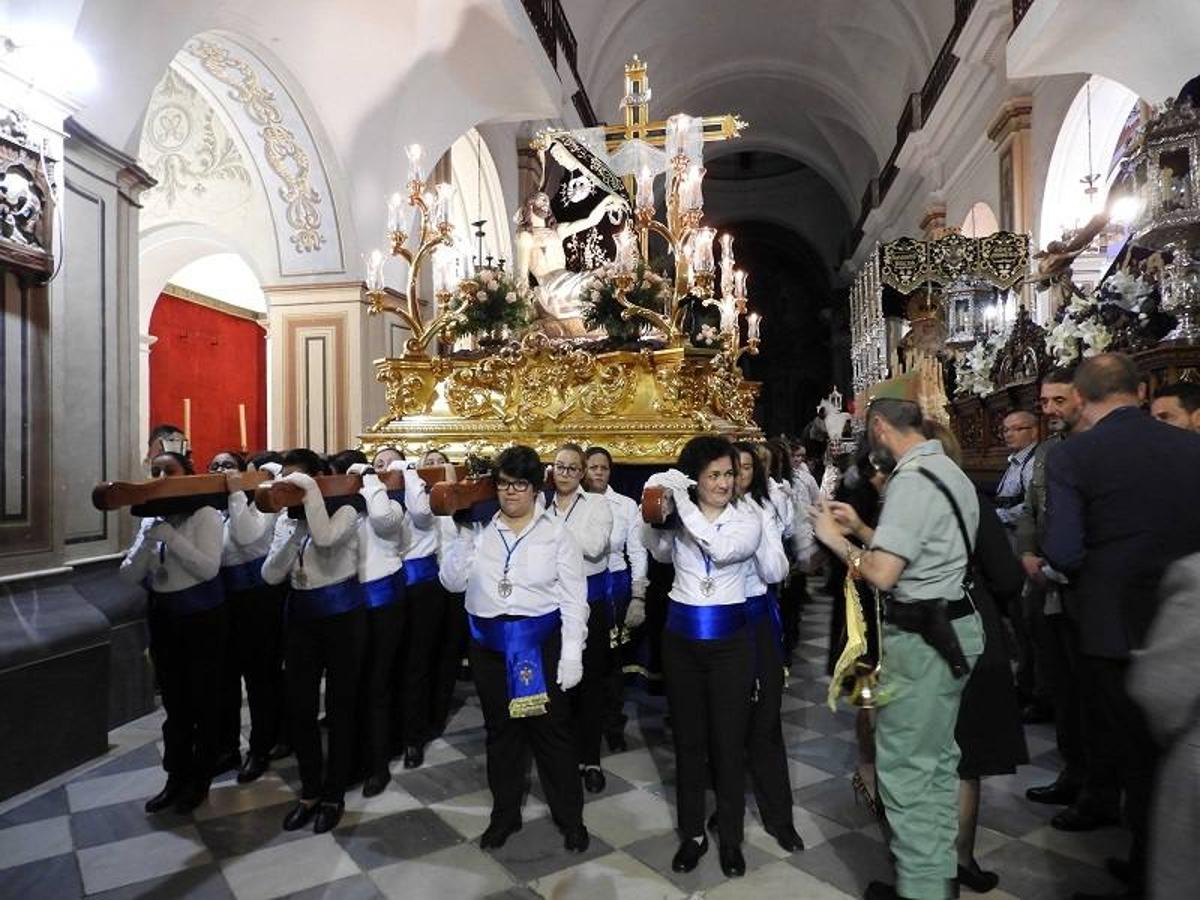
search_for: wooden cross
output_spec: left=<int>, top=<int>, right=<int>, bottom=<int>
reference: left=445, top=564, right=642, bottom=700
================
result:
left=601, top=55, right=746, bottom=153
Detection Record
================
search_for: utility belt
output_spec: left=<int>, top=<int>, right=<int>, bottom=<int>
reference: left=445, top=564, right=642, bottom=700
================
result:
left=881, top=594, right=973, bottom=678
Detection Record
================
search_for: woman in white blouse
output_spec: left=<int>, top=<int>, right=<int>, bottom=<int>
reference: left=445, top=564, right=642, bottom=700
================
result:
left=120, top=451, right=227, bottom=817
left=440, top=445, right=591, bottom=854
left=642, top=435, right=762, bottom=879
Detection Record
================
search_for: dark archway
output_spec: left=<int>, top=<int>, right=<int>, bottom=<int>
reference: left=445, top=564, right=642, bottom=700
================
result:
left=720, top=220, right=835, bottom=440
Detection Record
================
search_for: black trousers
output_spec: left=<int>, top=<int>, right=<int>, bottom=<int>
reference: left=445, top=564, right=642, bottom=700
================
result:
left=1043, top=612, right=1087, bottom=786
left=222, top=584, right=286, bottom=758
left=747, top=615, right=793, bottom=831
left=571, top=598, right=612, bottom=766
left=359, top=601, right=405, bottom=777
left=401, top=578, right=444, bottom=748
left=663, top=625, right=754, bottom=843
left=286, top=604, right=367, bottom=802
left=148, top=600, right=229, bottom=786
left=471, top=630, right=583, bottom=831
left=602, top=592, right=631, bottom=737
left=432, top=590, right=468, bottom=734
left=778, top=575, right=804, bottom=663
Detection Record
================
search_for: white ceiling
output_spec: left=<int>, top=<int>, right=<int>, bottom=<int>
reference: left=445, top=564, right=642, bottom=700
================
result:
left=562, top=0, right=954, bottom=250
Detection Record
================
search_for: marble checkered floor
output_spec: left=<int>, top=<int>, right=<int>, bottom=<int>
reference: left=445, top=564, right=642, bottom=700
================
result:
left=0, top=586, right=1130, bottom=899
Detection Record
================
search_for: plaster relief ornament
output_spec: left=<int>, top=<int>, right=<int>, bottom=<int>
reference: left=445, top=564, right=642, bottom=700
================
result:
left=0, top=167, right=43, bottom=247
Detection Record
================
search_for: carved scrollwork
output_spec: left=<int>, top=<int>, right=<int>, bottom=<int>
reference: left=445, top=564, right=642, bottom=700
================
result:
left=991, top=307, right=1048, bottom=389
left=0, top=107, right=54, bottom=275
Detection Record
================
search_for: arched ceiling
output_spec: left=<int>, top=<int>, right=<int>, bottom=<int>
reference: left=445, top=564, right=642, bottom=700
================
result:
left=561, top=0, right=953, bottom=253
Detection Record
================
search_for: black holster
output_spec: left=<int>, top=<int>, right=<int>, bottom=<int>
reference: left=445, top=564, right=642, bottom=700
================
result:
left=883, top=597, right=971, bottom=679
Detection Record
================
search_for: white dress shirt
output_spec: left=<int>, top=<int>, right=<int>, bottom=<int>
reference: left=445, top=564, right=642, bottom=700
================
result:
left=744, top=497, right=791, bottom=596
left=643, top=496, right=761, bottom=606
left=221, top=490, right=276, bottom=566
left=789, top=466, right=820, bottom=564
left=403, top=468, right=440, bottom=561
left=545, top=486, right=612, bottom=577
left=121, top=506, right=224, bottom=592
left=439, top=507, right=589, bottom=661
left=767, top=478, right=795, bottom=539
left=358, top=473, right=411, bottom=582
left=261, top=487, right=359, bottom=590
left=601, top=486, right=648, bottom=587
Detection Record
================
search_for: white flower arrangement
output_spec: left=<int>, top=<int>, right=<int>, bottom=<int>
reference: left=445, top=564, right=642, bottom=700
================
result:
left=954, top=329, right=1008, bottom=397
left=696, top=323, right=719, bottom=346
left=1045, top=292, right=1114, bottom=365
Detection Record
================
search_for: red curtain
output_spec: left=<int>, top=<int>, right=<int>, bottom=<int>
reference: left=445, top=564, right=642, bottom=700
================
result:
left=149, top=293, right=267, bottom=468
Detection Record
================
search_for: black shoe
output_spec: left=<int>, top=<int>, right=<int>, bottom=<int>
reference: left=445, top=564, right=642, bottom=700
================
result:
left=172, top=782, right=209, bottom=815
left=718, top=841, right=745, bottom=877
left=582, top=766, right=606, bottom=793
left=480, top=819, right=522, bottom=849
left=764, top=822, right=805, bottom=853
left=1025, top=780, right=1080, bottom=806
left=563, top=824, right=590, bottom=852
left=1052, top=804, right=1120, bottom=831
left=1071, top=891, right=1143, bottom=900
left=403, top=745, right=425, bottom=769
left=236, top=755, right=270, bottom=784
left=864, top=883, right=905, bottom=900
left=671, top=835, right=708, bottom=872
left=312, top=800, right=344, bottom=834
left=211, top=751, right=242, bottom=778
left=144, top=779, right=185, bottom=814
left=268, top=742, right=293, bottom=761
left=362, top=771, right=390, bottom=798
left=1106, top=857, right=1132, bottom=885
left=283, top=800, right=318, bottom=831
left=605, top=732, right=628, bottom=753
left=957, top=861, right=1000, bottom=893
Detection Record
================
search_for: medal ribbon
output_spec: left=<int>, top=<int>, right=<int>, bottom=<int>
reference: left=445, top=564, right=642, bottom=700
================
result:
left=553, top=493, right=582, bottom=523
left=296, top=533, right=312, bottom=581
left=494, top=521, right=534, bottom=588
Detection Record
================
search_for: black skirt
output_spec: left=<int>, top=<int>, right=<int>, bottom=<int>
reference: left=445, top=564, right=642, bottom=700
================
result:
left=956, top=582, right=1029, bottom=777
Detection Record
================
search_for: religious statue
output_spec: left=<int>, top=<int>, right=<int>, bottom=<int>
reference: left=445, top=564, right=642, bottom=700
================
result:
left=513, top=189, right=628, bottom=338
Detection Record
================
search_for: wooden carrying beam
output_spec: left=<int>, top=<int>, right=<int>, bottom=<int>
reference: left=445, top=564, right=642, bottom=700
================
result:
left=92, top=471, right=269, bottom=512
left=253, top=464, right=466, bottom=514
left=430, top=477, right=496, bottom=518
left=640, top=485, right=673, bottom=524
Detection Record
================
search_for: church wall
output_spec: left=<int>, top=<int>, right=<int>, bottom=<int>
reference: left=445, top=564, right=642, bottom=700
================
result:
left=148, top=292, right=267, bottom=467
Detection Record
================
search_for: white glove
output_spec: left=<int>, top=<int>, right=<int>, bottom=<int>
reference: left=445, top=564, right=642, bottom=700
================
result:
left=259, top=462, right=283, bottom=479
left=645, top=468, right=695, bottom=493
left=146, top=521, right=174, bottom=543
left=347, top=462, right=372, bottom=476
left=284, top=471, right=318, bottom=493
left=557, top=655, right=583, bottom=691
left=624, top=598, right=647, bottom=629
left=386, top=459, right=408, bottom=473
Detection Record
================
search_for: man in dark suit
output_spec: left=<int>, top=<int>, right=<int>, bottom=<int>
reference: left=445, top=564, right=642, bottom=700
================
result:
left=1044, top=353, right=1200, bottom=900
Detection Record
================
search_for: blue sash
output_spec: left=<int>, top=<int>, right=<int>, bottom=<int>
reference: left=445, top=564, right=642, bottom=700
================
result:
left=586, top=571, right=608, bottom=602
left=607, top=568, right=633, bottom=648
left=288, top=578, right=363, bottom=621
left=746, top=588, right=784, bottom=686
left=405, top=553, right=439, bottom=586
left=362, top=570, right=404, bottom=609
left=151, top=577, right=225, bottom=616
left=607, top=568, right=632, bottom=604
left=469, top=610, right=561, bottom=719
left=221, top=556, right=267, bottom=594
left=666, top=599, right=746, bottom=641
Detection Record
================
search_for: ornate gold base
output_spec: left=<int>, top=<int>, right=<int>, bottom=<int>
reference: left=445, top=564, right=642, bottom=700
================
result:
left=360, top=333, right=762, bottom=464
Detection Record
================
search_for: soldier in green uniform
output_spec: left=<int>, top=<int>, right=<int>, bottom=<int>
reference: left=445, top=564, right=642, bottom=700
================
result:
left=813, top=372, right=984, bottom=900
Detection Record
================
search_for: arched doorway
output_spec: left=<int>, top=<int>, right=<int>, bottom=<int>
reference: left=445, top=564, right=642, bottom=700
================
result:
left=961, top=202, right=1000, bottom=238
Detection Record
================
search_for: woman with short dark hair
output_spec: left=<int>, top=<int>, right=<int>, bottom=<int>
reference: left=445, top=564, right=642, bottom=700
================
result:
left=642, top=434, right=762, bottom=878
left=440, top=445, right=590, bottom=853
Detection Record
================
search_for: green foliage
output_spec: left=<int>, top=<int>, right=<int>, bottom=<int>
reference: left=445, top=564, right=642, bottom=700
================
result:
left=580, top=261, right=672, bottom=343
left=444, top=268, right=534, bottom=340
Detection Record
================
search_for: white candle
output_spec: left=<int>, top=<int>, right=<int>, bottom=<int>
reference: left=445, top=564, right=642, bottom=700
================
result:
left=238, top=403, right=247, bottom=451
left=364, top=249, right=386, bottom=291
left=733, top=269, right=747, bottom=300
left=386, top=192, right=405, bottom=233
left=432, top=244, right=458, bottom=295
left=681, top=164, right=705, bottom=211
left=613, top=224, right=639, bottom=271
left=636, top=166, right=655, bottom=212
left=405, top=143, right=425, bottom=184
left=434, top=183, right=455, bottom=228
left=666, top=114, right=693, bottom=160
left=748, top=312, right=761, bottom=342
left=720, top=298, right=737, bottom=332
left=691, top=227, right=716, bottom=274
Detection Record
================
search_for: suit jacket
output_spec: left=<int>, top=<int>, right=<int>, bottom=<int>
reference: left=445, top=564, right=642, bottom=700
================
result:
left=1014, top=434, right=1063, bottom=557
left=1043, top=405, right=1200, bottom=658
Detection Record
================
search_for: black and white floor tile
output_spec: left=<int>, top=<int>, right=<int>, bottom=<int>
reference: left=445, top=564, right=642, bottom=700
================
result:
left=0, top=587, right=1129, bottom=899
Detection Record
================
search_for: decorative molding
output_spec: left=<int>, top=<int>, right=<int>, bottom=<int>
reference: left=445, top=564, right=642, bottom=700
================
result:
left=160, top=283, right=268, bottom=323
left=185, top=38, right=324, bottom=254
left=987, top=96, right=1034, bottom=146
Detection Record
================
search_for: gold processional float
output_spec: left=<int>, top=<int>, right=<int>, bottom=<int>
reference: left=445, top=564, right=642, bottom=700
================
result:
left=357, top=57, right=761, bottom=464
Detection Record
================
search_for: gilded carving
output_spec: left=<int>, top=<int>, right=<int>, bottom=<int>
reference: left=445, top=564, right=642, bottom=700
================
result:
left=187, top=39, right=324, bottom=252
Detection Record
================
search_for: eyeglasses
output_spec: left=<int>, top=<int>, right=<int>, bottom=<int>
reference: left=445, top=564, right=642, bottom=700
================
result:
left=553, top=464, right=581, bottom=475
left=1001, top=425, right=1035, bottom=434
left=496, top=478, right=532, bottom=494
left=209, top=460, right=239, bottom=472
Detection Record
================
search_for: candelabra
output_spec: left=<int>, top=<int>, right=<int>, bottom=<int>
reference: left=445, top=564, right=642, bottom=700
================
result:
left=365, top=143, right=470, bottom=358
left=612, top=114, right=763, bottom=354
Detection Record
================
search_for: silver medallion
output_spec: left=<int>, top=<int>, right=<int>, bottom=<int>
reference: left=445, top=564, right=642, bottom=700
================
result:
left=153, top=567, right=169, bottom=587
left=700, top=576, right=715, bottom=597
left=498, top=576, right=513, bottom=599
left=294, top=569, right=309, bottom=589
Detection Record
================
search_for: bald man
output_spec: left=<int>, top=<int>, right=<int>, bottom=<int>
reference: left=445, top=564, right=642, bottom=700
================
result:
left=994, top=410, right=1039, bottom=530
left=1150, top=383, right=1200, bottom=433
